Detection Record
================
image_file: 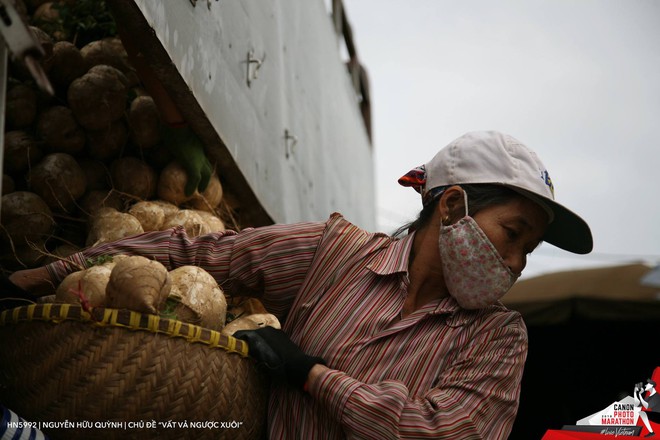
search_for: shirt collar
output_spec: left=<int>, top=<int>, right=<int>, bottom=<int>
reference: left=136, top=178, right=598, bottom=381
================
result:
left=365, top=233, right=459, bottom=314
left=367, top=232, right=486, bottom=326
left=431, top=295, right=460, bottom=314
left=366, top=232, right=416, bottom=275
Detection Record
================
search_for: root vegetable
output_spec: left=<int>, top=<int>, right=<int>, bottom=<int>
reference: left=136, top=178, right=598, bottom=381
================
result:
left=6, top=83, right=37, bottom=129
left=149, top=200, right=180, bottom=217
left=0, top=191, right=54, bottom=245
left=106, top=256, right=171, bottom=314
left=168, top=266, right=227, bottom=330
left=11, top=240, right=49, bottom=268
left=86, top=207, right=143, bottom=246
left=48, top=41, right=86, bottom=89
left=67, top=65, right=128, bottom=130
left=80, top=37, right=139, bottom=86
left=86, top=119, right=127, bottom=161
left=127, top=200, right=167, bottom=231
left=157, top=161, right=192, bottom=206
left=81, top=265, right=112, bottom=304
left=128, top=95, right=161, bottom=149
left=110, top=157, right=157, bottom=201
left=79, top=190, right=124, bottom=217
left=194, top=210, right=225, bottom=232
left=43, top=243, right=80, bottom=264
left=188, top=174, right=223, bottom=212
left=32, top=2, right=60, bottom=32
left=227, top=297, right=269, bottom=316
left=139, top=142, right=173, bottom=171
left=161, top=209, right=210, bottom=237
left=32, top=1, right=57, bottom=17
left=78, top=158, right=111, bottom=191
left=29, top=153, right=87, bottom=213
left=4, top=130, right=42, bottom=177
left=24, top=0, right=49, bottom=14
left=29, top=26, right=53, bottom=55
left=54, top=244, right=80, bottom=257
left=37, top=105, right=86, bottom=154
left=221, top=313, right=281, bottom=336
left=55, top=265, right=111, bottom=307
left=167, top=266, right=227, bottom=330
left=55, top=270, right=84, bottom=303
left=53, top=215, right=87, bottom=248
left=2, top=175, right=15, bottom=195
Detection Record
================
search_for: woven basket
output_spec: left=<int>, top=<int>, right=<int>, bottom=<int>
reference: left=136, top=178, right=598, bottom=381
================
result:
left=0, top=304, right=269, bottom=440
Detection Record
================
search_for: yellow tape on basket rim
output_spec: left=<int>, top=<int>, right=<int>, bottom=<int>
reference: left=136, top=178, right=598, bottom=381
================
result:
left=0, top=304, right=249, bottom=357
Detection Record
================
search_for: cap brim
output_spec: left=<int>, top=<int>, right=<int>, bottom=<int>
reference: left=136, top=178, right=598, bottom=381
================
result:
left=511, top=187, right=593, bottom=254
left=543, top=200, right=593, bottom=254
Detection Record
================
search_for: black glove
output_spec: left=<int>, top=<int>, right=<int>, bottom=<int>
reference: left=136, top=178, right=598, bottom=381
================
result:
left=161, top=124, right=213, bottom=196
left=234, top=326, right=325, bottom=389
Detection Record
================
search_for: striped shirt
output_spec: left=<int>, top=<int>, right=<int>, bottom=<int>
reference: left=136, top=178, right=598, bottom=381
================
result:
left=47, top=213, right=527, bottom=439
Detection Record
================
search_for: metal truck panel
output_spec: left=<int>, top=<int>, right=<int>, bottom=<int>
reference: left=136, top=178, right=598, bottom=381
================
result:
left=132, top=1, right=375, bottom=228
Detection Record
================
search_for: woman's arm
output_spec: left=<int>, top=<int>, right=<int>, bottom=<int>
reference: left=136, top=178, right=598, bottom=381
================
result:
left=307, top=318, right=528, bottom=440
left=7, top=221, right=326, bottom=315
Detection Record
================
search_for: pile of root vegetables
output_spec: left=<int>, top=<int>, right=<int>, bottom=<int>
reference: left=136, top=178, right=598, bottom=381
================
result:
left=1, top=1, right=277, bottom=333
left=56, top=255, right=281, bottom=335
left=1, top=0, right=228, bottom=267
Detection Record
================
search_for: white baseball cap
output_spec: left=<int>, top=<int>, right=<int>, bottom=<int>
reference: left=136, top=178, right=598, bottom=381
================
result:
left=398, top=131, right=593, bottom=254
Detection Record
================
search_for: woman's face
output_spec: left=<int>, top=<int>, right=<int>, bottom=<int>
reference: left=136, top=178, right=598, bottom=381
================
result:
left=472, top=196, right=549, bottom=276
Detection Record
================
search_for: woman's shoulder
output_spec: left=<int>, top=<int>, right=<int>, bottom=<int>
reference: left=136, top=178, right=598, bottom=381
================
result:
left=459, top=302, right=527, bottom=337
left=324, top=212, right=394, bottom=241
left=320, top=212, right=396, bottom=250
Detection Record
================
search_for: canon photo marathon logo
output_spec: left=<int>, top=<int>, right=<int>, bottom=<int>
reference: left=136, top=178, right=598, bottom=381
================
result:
left=600, top=403, right=637, bottom=426
left=562, top=367, right=659, bottom=437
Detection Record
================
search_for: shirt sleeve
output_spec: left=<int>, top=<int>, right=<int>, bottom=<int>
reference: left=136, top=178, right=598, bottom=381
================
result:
left=310, top=314, right=528, bottom=439
left=45, top=222, right=326, bottom=317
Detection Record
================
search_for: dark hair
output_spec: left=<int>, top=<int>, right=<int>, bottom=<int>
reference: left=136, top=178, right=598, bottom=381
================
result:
left=392, top=184, right=521, bottom=237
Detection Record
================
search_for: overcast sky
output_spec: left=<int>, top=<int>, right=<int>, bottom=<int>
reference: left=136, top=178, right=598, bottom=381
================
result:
left=342, top=0, right=660, bottom=278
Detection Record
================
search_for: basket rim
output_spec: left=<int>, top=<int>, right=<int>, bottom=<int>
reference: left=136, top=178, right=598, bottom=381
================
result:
left=0, top=303, right=249, bottom=357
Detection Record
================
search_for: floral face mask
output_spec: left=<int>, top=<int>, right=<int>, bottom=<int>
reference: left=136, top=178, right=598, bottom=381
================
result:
left=438, top=191, right=518, bottom=309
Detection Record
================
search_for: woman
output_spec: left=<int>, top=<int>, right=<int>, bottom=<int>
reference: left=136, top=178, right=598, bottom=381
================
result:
left=6, top=131, right=592, bottom=439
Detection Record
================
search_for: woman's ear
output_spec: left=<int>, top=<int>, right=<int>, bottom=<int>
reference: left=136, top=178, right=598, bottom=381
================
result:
left=438, top=186, right=465, bottom=223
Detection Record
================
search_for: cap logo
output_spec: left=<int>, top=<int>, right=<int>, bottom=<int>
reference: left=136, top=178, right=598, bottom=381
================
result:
left=542, top=170, right=554, bottom=197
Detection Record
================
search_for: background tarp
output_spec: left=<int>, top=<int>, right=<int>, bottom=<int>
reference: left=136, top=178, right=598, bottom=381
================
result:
left=502, top=263, right=660, bottom=439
